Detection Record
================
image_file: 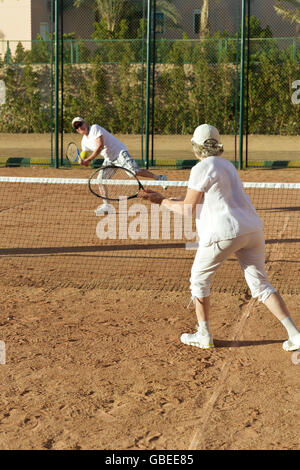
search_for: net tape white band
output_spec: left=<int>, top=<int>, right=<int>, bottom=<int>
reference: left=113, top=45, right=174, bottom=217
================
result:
left=0, top=176, right=299, bottom=189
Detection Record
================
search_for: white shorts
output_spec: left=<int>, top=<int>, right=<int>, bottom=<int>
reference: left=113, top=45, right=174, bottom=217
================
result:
left=190, top=230, right=277, bottom=303
left=101, top=150, right=140, bottom=179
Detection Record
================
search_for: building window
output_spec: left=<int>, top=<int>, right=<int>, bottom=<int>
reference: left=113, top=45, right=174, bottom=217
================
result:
left=193, top=10, right=201, bottom=35
left=155, top=12, right=165, bottom=34
left=40, top=22, right=49, bottom=40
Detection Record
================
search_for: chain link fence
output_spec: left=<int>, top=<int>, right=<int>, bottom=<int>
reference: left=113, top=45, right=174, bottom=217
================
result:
left=0, top=0, right=299, bottom=167
left=245, top=2, right=300, bottom=167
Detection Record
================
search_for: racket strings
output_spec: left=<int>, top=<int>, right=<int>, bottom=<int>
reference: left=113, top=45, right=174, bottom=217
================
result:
left=66, top=143, right=79, bottom=162
left=90, top=167, right=140, bottom=200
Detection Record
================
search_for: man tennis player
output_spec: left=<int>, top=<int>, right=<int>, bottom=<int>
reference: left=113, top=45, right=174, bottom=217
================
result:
left=72, top=117, right=167, bottom=215
left=142, top=124, right=300, bottom=353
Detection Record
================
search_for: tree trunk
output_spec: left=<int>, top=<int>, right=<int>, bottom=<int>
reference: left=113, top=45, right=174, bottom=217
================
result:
left=200, top=0, right=210, bottom=38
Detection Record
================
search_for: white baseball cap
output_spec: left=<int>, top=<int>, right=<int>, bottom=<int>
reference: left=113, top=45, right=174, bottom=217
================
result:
left=191, top=124, right=221, bottom=145
left=72, top=116, right=85, bottom=127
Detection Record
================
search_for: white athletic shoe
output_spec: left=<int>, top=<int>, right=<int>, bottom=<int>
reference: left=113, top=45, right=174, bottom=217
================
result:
left=282, top=333, right=300, bottom=352
left=94, top=204, right=114, bottom=215
left=180, top=327, right=214, bottom=349
left=157, top=175, right=168, bottom=189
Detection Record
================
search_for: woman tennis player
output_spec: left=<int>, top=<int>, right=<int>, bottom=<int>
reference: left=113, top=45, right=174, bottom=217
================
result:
left=142, top=124, right=300, bottom=352
left=72, top=117, right=167, bottom=215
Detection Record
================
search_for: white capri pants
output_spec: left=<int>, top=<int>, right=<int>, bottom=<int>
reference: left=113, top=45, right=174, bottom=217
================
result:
left=190, top=230, right=276, bottom=303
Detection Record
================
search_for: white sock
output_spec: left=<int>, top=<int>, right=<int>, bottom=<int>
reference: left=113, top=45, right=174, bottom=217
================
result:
left=198, top=321, right=210, bottom=336
left=281, top=317, right=300, bottom=339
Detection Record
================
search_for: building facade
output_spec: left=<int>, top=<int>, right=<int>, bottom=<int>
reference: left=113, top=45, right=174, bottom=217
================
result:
left=162, top=0, right=298, bottom=39
left=0, top=0, right=50, bottom=56
left=0, top=0, right=298, bottom=59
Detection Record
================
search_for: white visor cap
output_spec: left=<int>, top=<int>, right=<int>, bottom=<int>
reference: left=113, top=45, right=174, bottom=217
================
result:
left=191, top=124, right=221, bottom=145
left=72, top=116, right=85, bottom=127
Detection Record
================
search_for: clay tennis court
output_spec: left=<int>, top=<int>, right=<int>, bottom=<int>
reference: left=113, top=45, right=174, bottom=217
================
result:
left=0, top=164, right=299, bottom=450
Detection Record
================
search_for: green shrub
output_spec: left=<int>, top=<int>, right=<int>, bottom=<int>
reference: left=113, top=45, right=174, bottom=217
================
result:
left=0, top=44, right=299, bottom=136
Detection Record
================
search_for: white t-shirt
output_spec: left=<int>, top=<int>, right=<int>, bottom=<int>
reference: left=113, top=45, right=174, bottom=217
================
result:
left=188, top=157, right=263, bottom=246
left=81, top=124, right=127, bottom=161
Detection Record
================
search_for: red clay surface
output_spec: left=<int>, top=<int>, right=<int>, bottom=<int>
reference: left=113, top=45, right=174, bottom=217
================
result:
left=0, top=166, right=299, bottom=450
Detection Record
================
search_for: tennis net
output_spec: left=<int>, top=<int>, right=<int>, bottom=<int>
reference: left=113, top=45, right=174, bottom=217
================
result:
left=0, top=176, right=299, bottom=294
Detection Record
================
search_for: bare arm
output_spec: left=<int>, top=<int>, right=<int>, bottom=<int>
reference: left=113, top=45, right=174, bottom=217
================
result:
left=142, top=188, right=203, bottom=216
left=162, top=188, right=203, bottom=216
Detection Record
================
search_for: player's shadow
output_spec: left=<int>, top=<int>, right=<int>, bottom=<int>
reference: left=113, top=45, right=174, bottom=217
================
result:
left=213, top=339, right=283, bottom=348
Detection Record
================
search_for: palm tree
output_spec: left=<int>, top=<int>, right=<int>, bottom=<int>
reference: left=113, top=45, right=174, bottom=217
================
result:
left=274, top=0, right=300, bottom=29
left=153, top=0, right=181, bottom=27
left=199, top=0, right=221, bottom=38
left=200, top=0, right=210, bottom=38
left=74, top=0, right=181, bottom=36
left=73, top=0, right=125, bottom=31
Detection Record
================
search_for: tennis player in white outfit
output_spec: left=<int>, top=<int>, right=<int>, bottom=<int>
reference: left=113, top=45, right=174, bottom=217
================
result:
left=142, top=124, right=300, bottom=352
left=72, top=117, right=167, bottom=215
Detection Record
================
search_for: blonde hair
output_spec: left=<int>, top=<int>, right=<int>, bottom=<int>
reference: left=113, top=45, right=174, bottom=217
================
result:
left=192, top=139, right=224, bottom=159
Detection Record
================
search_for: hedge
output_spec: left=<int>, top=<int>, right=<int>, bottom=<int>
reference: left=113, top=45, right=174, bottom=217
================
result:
left=0, top=53, right=299, bottom=135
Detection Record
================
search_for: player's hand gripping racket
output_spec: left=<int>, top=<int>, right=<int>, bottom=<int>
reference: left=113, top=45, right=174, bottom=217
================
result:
left=88, top=164, right=147, bottom=201
left=66, top=142, right=81, bottom=164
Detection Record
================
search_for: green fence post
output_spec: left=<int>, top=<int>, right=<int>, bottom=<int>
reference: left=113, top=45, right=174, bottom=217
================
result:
left=145, top=0, right=152, bottom=170
left=238, top=0, right=246, bottom=170
left=234, top=32, right=240, bottom=168
left=50, top=0, right=54, bottom=166
left=76, top=41, right=79, bottom=64
left=151, top=0, right=157, bottom=167
left=218, top=38, right=223, bottom=61
left=245, top=0, right=250, bottom=168
left=70, top=40, right=74, bottom=65
left=54, top=0, right=59, bottom=169
left=224, top=38, right=228, bottom=55
left=140, top=0, right=146, bottom=164
left=60, top=0, right=64, bottom=167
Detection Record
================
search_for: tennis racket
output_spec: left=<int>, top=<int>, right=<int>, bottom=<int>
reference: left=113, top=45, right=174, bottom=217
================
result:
left=66, top=142, right=81, bottom=163
left=88, top=164, right=147, bottom=201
